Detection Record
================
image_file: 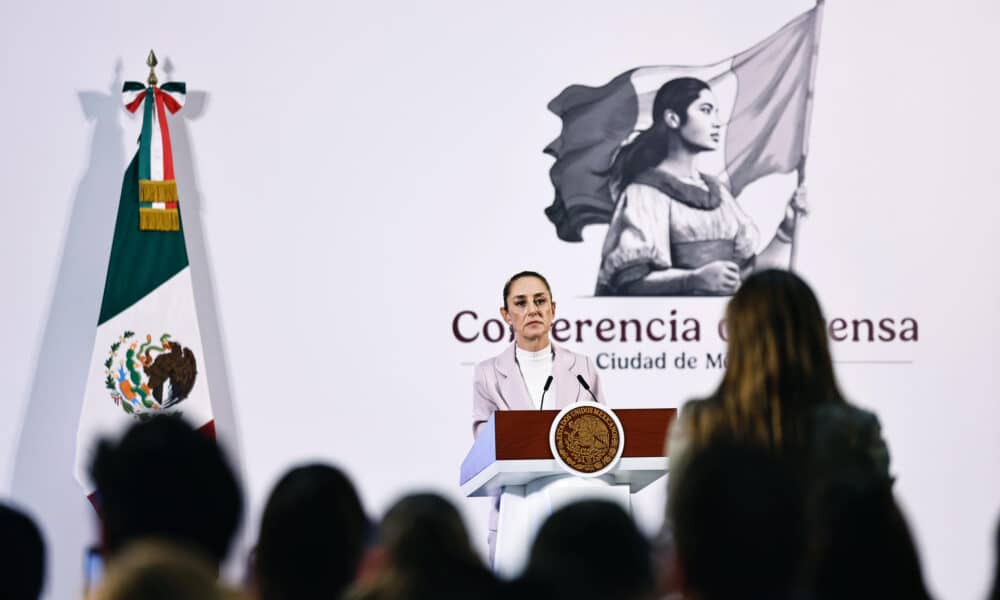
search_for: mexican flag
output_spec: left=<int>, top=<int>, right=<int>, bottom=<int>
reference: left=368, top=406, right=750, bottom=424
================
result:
left=74, top=78, right=214, bottom=499
left=545, top=4, right=824, bottom=242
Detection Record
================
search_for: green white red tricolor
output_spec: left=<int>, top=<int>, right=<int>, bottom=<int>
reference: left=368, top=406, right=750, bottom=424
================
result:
left=122, top=80, right=186, bottom=230
left=75, top=74, right=214, bottom=499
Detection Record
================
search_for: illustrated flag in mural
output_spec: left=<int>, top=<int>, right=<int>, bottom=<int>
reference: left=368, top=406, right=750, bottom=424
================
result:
left=545, top=5, right=823, bottom=242
left=74, top=58, right=214, bottom=499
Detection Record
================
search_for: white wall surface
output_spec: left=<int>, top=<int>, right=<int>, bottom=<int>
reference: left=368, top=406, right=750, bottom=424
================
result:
left=2, top=1, right=999, bottom=598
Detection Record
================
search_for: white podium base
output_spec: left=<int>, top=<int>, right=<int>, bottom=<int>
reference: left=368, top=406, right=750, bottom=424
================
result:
left=493, top=474, right=632, bottom=578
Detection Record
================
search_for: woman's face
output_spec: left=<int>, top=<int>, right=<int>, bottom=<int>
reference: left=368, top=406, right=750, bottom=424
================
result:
left=501, top=276, right=555, bottom=346
left=677, top=88, right=721, bottom=151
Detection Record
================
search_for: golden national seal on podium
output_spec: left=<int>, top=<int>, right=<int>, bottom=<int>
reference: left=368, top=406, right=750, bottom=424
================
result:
left=549, top=402, right=624, bottom=477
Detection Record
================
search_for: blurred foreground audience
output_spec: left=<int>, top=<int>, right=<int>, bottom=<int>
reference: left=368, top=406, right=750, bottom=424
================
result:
left=669, top=435, right=933, bottom=599
left=89, top=415, right=243, bottom=568
left=253, top=463, right=367, bottom=600
left=804, top=460, right=932, bottom=600
left=513, top=500, right=655, bottom=600
left=345, top=493, right=498, bottom=600
left=0, top=502, right=45, bottom=600
left=670, top=440, right=803, bottom=600
left=88, top=540, right=237, bottom=600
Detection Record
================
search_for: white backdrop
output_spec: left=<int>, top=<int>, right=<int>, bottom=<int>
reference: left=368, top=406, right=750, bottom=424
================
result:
left=3, top=1, right=1000, bottom=598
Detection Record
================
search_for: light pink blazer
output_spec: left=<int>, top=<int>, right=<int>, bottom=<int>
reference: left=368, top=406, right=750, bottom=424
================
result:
left=470, top=342, right=605, bottom=549
left=472, top=342, right=605, bottom=437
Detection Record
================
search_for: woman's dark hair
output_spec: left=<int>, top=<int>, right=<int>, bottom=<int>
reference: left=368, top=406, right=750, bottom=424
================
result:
left=686, top=269, right=844, bottom=452
left=256, top=464, right=367, bottom=600
left=502, top=271, right=552, bottom=309
left=606, top=77, right=710, bottom=190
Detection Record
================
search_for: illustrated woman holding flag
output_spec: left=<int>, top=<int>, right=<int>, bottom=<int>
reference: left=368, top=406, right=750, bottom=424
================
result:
left=595, top=77, right=807, bottom=296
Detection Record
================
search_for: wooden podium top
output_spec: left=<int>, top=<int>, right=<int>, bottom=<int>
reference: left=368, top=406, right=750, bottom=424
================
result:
left=460, top=408, right=676, bottom=497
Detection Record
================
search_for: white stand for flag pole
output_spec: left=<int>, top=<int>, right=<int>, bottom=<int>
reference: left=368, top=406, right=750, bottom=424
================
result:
left=789, top=0, right=826, bottom=272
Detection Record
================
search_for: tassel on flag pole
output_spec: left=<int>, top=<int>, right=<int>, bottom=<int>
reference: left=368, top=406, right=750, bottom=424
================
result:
left=121, top=50, right=187, bottom=231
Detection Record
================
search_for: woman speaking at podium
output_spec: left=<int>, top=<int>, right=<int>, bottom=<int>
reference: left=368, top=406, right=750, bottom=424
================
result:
left=471, top=270, right=605, bottom=565
left=471, top=270, right=605, bottom=439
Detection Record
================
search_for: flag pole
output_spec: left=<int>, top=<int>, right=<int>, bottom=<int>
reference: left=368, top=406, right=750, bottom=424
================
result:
left=790, top=0, right=825, bottom=271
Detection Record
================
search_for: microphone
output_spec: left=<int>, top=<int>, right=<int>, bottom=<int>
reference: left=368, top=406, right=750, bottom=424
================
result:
left=539, top=375, right=554, bottom=410
left=576, top=374, right=599, bottom=403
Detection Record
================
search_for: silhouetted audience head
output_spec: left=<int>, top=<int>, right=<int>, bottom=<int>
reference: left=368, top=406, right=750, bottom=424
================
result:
left=347, top=493, right=495, bottom=600
left=804, top=463, right=932, bottom=600
left=671, top=440, right=803, bottom=600
left=90, top=540, right=228, bottom=600
left=255, top=463, right=367, bottom=600
left=0, top=503, right=45, bottom=600
left=518, top=500, right=654, bottom=600
left=89, top=415, right=242, bottom=566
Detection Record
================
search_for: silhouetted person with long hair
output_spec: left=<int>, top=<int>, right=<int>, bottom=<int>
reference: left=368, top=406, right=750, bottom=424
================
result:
left=89, top=415, right=243, bottom=568
left=667, top=269, right=890, bottom=502
left=0, top=503, right=45, bottom=600
left=346, top=493, right=497, bottom=600
left=660, top=269, right=891, bottom=596
left=254, top=463, right=368, bottom=600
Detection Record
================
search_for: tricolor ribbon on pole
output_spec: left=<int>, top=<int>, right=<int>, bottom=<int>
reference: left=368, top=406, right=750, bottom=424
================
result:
left=122, top=80, right=187, bottom=231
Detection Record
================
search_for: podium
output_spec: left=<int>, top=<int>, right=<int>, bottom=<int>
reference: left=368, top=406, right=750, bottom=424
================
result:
left=460, top=408, right=676, bottom=576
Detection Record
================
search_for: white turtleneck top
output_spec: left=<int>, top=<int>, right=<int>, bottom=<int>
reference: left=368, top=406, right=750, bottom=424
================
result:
left=515, top=344, right=555, bottom=409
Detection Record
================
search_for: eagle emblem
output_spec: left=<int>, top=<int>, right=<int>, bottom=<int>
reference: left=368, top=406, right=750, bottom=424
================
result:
left=103, top=330, right=198, bottom=418
left=549, top=403, right=624, bottom=477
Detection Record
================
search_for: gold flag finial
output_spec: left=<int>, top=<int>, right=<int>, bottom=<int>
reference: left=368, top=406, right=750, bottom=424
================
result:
left=146, top=50, right=159, bottom=87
